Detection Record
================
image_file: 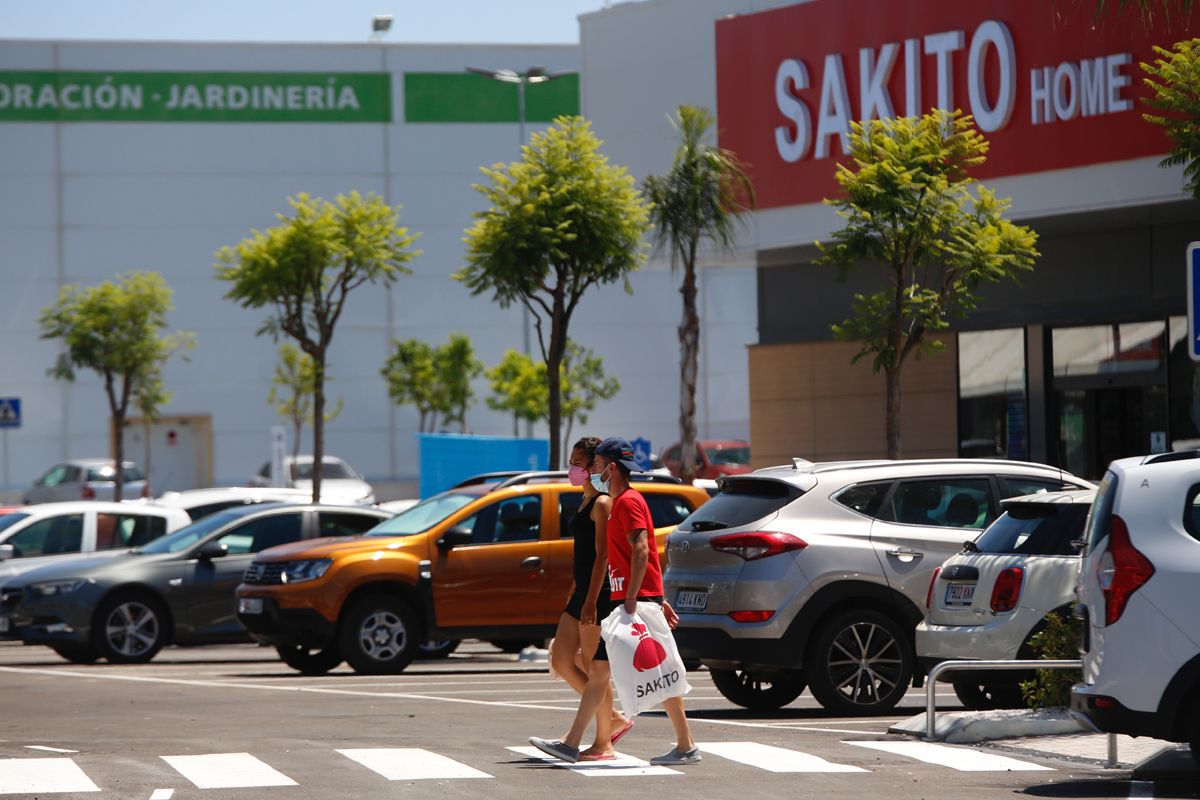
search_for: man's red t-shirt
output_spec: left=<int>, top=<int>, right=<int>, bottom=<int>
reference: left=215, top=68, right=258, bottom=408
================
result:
left=606, top=488, right=663, bottom=601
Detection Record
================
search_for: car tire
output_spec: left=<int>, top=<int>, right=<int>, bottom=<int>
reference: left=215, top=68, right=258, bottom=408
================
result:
left=418, top=639, right=460, bottom=660
left=51, top=644, right=99, bottom=664
left=952, top=680, right=1025, bottom=710
left=805, top=608, right=914, bottom=715
left=1190, top=698, right=1200, bottom=769
left=92, top=592, right=169, bottom=664
left=709, top=667, right=807, bottom=710
left=339, top=594, right=419, bottom=675
left=275, top=644, right=343, bottom=675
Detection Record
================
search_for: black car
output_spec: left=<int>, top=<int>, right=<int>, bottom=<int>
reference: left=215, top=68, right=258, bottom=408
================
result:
left=0, top=503, right=390, bottom=664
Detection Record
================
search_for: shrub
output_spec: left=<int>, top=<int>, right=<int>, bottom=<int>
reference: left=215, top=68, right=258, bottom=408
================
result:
left=1020, top=610, right=1082, bottom=709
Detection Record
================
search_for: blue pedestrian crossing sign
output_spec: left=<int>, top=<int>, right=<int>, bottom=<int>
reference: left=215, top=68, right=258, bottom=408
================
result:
left=0, top=398, right=19, bottom=429
left=1190, top=243, right=1200, bottom=362
left=630, top=437, right=652, bottom=472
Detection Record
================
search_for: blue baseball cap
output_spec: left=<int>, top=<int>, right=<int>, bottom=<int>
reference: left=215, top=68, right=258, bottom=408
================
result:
left=596, top=437, right=642, bottom=472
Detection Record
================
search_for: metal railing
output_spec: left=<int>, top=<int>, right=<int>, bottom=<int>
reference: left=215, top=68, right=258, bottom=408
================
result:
left=924, top=659, right=1083, bottom=739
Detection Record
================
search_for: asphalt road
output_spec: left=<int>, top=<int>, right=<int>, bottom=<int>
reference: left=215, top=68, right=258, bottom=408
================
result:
left=0, top=640, right=1192, bottom=799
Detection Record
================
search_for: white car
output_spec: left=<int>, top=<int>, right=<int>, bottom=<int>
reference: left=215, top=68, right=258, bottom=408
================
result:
left=1071, top=453, right=1200, bottom=767
left=0, top=501, right=191, bottom=586
left=248, top=456, right=375, bottom=504
left=917, top=489, right=1095, bottom=710
left=150, top=486, right=315, bottom=521
left=23, top=459, right=148, bottom=504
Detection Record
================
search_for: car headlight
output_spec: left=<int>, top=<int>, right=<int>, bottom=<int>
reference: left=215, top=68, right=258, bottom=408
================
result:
left=280, top=559, right=332, bottom=584
left=30, top=579, right=91, bottom=597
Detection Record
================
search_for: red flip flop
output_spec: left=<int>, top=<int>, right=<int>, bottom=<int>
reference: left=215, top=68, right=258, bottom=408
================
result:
left=610, top=719, right=634, bottom=745
left=579, top=752, right=617, bottom=762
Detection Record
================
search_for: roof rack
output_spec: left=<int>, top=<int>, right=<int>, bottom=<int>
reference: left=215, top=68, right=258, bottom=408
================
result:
left=1143, top=450, right=1200, bottom=465
left=491, top=471, right=683, bottom=490
left=450, top=471, right=525, bottom=488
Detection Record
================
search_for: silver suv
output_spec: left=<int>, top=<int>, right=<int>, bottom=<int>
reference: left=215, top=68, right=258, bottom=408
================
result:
left=664, top=458, right=1090, bottom=714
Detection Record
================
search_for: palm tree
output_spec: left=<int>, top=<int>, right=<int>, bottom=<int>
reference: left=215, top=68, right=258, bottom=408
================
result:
left=1087, top=0, right=1191, bottom=23
left=644, top=106, right=754, bottom=483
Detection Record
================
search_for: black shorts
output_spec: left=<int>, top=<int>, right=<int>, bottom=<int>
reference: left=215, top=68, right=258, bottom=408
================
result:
left=564, top=592, right=616, bottom=661
left=585, top=595, right=664, bottom=662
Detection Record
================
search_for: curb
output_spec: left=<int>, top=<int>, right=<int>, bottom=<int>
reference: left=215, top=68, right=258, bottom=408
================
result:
left=889, top=708, right=1085, bottom=744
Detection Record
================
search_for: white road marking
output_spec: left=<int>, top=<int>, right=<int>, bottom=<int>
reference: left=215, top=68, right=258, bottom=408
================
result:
left=149, top=789, right=174, bottom=800
left=160, top=753, right=298, bottom=789
left=508, top=746, right=683, bottom=777
left=1129, top=780, right=1155, bottom=799
left=0, top=757, right=100, bottom=794
left=698, top=741, right=867, bottom=773
left=23, top=745, right=78, bottom=753
left=846, top=741, right=1054, bottom=772
left=338, top=748, right=491, bottom=780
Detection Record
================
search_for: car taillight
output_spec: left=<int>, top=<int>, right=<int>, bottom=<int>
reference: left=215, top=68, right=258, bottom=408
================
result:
left=709, top=531, right=806, bottom=561
left=141, top=484, right=150, bottom=498
left=990, top=566, right=1024, bottom=612
left=1097, top=514, right=1154, bottom=626
left=926, top=567, right=942, bottom=609
left=81, top=485, right=95, bottom=499
left=728, top=610, right=774, bottom=623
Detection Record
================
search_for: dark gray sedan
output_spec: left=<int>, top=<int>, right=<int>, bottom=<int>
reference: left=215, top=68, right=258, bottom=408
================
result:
left=0, top=503, right=390, bottom=664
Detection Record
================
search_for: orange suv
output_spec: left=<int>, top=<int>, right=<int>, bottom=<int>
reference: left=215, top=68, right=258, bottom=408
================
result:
left=236, top=471, right=708, bottom=675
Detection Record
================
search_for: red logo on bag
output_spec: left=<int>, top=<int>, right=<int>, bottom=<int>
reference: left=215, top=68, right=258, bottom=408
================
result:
left=630, top=622, right=667, bottom=672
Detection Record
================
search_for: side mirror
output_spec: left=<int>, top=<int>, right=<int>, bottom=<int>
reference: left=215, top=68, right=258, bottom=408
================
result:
left=195, top=541, right=228, bottom=561
left=436, top=525, right=473, bottom=550
left=0, top=544, right=13, bottom=561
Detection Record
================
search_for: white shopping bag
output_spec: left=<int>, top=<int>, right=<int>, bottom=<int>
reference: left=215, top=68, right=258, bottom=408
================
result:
left=600, top=602, right=691, bottom=718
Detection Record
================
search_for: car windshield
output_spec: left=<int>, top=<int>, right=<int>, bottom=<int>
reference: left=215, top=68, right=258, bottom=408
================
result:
left=0, top=513, right=30, bottom=534
left=973, top=504, right=1090, bottom=556
left=87, top=465, right=144, bottom=482
left=707, top=446, right=750, bottom=466
left=136, top=509, right=244, bottom=554
left=292, top=461, right=357, bottom=480
left=367, top=492, right=476, bottom=536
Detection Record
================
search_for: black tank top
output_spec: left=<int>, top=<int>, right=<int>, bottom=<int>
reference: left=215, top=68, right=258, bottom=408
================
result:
left=569, top=493, right=611, bottom=594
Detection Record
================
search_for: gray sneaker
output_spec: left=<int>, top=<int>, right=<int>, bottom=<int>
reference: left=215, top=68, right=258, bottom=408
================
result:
left=650, top=746, right=702, bottom=765
left=529, top=737, right=580, bottom=764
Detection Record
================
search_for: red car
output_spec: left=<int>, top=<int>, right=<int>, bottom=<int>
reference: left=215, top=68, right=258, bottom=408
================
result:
left=661, top=440, right=752, bottom=480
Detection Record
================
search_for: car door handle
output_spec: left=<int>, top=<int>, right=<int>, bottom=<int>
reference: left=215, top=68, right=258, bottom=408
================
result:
left=521, top=556, right=542, bottom=569
left=886, top=548, right=924, bottom=560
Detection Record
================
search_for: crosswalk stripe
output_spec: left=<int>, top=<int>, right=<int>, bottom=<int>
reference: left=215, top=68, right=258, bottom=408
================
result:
left=845, top=741, right=1055, bottom=772
left=0, top=757, right=99, bottom=794
left=698, top=742, right=868, bottom=773
left=507, top=746, right=683, bottom=777
left=337, top=748, right=492, bottom=780
left=160, top=752, right=299, bottom=788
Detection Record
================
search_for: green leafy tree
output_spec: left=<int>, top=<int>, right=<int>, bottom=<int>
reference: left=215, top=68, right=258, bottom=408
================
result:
left=457, top=115, right=650, bottom=468
left=434, top=333, right=484, bottom=433
left=217, top=191, right=419, bottom=502
left=382, top=339, right=440, bottom=433
left=1144, top=38, right=1200, bottom=198
left=38, top=271, right=193, bottom=502
left=1086, top=0, right=1192, bottom=24
left=560, top=342, right=621, bottom=456
left=486, top=349, right=547, bottom=436
left=268, top=343, right=344, bottom=458
left=644, top=105, right=753, bottom=483
left=1020, top=611, right=1083, bottom=709
left=816, top=111, right=1039, bottom=459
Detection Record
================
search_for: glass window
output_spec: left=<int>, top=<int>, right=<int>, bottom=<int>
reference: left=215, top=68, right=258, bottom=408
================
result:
left=679, top=478, right=802, bottom=532
left=139, top=510, right=245, bottom=554
left=291, top=460, right=356, bottom=480
left=457, top=497, right=542, bottom=545
left=41, top=465, right=70, bottom=487
left=0, top=513, right=30, bottom=535
left=834, top=482, right=891, bottom=518
left=96, top=513, right=167, bottom=550
left=1053, top=322, right=1165, bottom=377
left=558, top=492, right=585, bottom=539
left=86, top=464, right=143, bottom=482
left=6, top=514, right=84, bottom=557
left=215, top=513, right=303, bottom=555
left=1083, top=471, right=1118, bottom=552
left=664, top=446, right=681, bottom=462
left=958, top=329, right=1027, bottom=460
left=890, top=479, right=993, bottom=529
left=706, top=445, right=750, bottom=466
left=1000, top=477, right=1076, bottom=498
left=369, top=491, right=478, bottom=536
left=1184, top=483, right=1200, bottom=542
left=975, top=503, right=1090, bottom=556
left=318, top=512, right=381, bottom=537
left=1168, top=316, right=1200, bottom=451
left=644, top=494, right=693, bottom=528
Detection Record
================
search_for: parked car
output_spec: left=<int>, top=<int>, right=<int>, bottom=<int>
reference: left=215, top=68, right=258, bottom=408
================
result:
left=1071, top=452, right=1200, bottom=768
left=916, top=489, right=1095, bottom=710
left=150, top=486, right=315, bottom=521
left=248, top=455, right=375, bottom=504
left=664, top=457, right=1091, bottom=714
left=236, top=471, right=709, bottom=675
left=23, top=459, right=148, bottom=504
left=0, top=503, right=391, bottom=664
left=661, top=440, right=752, bottom=480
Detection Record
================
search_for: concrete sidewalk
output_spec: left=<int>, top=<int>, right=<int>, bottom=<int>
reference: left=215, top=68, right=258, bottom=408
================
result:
left=981, top=731, right=1182, bottom=769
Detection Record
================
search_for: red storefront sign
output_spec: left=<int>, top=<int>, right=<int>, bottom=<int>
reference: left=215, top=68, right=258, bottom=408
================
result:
left=715, top=0, right=1195, bottom=210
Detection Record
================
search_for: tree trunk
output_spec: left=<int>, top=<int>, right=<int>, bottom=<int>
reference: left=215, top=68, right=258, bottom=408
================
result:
left=311, top=351, right=326, bottom=504
left=678, top=258, right=701, bottom=484
left=563, top=415, right=574, bottom=463
left=547, top=290, right=567, bottom=470
left=885, top=364, right=902, bottom=459
left=512, top=412, right=518, bottom=438
left=142, top=418, right=152, bottom=498
left=291, top=413, right=301, bottom=460
left=105, top=371, right=126, bottom=502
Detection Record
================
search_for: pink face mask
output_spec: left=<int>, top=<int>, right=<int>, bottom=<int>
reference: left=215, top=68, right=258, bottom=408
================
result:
left=568, top=465, right=590, bottom=486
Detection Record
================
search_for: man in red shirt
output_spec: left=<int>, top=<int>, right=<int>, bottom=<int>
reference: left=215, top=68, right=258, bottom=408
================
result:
left=530, top=438, right=699, bottom=765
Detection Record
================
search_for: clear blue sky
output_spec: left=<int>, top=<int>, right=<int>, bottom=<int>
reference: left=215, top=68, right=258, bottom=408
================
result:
left=1, top=1, right=619, bottom=43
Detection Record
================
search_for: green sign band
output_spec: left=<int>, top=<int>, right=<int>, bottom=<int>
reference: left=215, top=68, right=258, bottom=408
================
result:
left=0, top=71, right=392, bottom=122
left=404, top=72, right=579, bottom=123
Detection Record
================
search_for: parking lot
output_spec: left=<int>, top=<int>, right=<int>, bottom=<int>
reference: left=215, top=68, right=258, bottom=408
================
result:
left=1, top=640, right=1192, bottom=800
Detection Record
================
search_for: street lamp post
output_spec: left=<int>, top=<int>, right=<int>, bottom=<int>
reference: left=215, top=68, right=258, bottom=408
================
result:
left=465, top=66, right=569, bottom=440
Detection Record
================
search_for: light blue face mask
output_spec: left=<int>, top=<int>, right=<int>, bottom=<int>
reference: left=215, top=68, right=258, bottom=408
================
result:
left=591, top=473, right=609, bottom=493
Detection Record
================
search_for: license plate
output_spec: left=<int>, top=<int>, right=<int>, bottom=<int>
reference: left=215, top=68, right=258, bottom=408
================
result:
left=238, top=597, right=263, bottom=615
left=944, top=583, right=976, bottom=607
left=675, top=590, right=708, bottom=612
left=0, top=616, right=8, bottom=633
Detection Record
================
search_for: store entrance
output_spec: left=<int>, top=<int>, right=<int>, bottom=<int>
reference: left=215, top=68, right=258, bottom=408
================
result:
left=1056, top=384, right=1168, bottom=481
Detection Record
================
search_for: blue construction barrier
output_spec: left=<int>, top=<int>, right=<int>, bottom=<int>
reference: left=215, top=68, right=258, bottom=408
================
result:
left=417, top=433, right=549, bottom=498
